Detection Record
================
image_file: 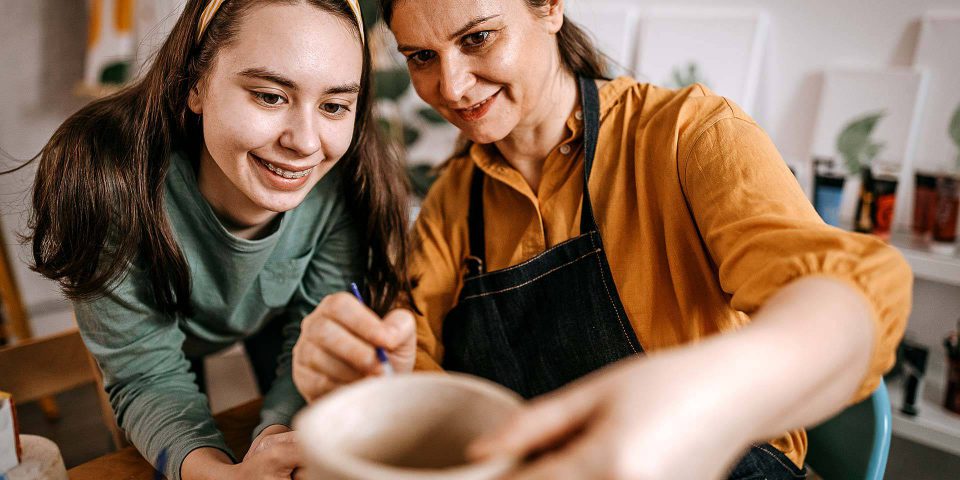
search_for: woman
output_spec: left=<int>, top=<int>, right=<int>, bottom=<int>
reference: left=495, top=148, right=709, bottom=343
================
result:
left=292, top=0, right=911, bottom=478
left=21, top=0, right=410, bottom=478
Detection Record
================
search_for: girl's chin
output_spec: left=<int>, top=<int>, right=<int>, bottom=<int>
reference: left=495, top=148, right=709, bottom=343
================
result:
left=251, top=190, right=311, bottom=214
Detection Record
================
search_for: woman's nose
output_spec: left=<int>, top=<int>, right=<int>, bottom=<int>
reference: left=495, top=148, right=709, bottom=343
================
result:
left=279, top=109, right=322, bottom=157
left=439, top=56, right=475, bottom=105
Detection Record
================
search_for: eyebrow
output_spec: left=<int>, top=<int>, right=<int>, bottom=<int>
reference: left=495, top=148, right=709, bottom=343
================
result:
left=237, top=67, right=360, bottom=95
left=325, top=83, right=361, bottom=95
left=237, top=67, right=298, bottom=89
left=397, top=14, right=502, bottom=52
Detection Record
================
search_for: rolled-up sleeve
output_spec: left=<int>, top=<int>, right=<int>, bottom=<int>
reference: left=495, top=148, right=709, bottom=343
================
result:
left=407, top=169, right=469, bottom=372
left=679, top=114, right=912, bottom=402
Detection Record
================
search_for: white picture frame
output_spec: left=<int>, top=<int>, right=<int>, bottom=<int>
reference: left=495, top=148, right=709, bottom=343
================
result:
left=809, top=68, right=928, bottom=229
left=912, top=11, right=960, bottom=174
left=632, top=8, right=769, bottom=115
left=566, top=1, right=641, bottom=77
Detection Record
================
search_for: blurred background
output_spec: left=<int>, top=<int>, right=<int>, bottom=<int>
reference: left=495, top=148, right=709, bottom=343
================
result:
left=1, top=1, right=960, bottom=478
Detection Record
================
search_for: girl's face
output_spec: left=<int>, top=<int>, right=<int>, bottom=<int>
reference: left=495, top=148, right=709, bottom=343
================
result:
left=189, top=2, right=363, bottom=223
left=390, top=0, right=565, bottom=145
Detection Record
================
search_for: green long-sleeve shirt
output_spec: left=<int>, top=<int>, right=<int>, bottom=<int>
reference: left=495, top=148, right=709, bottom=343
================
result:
left=74, top=152, right=363, bottom=479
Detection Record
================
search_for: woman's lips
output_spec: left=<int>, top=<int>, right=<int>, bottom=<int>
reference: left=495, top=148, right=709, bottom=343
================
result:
left=455, top=89, right=501, bottom=122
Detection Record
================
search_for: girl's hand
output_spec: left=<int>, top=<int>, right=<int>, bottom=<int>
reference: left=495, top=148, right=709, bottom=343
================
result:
left=233, top=429, right=302, bottom=480
left=468, top=354, right=750, bottom=480
left=245, top=425, right=292, bottom=461
left=182, top=428, right=302, bottom=480
left=293, top=292, right=416, bottom=401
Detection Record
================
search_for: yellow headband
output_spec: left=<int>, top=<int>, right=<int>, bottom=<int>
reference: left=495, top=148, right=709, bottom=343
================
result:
left=196, top=0, right=365, bottom=44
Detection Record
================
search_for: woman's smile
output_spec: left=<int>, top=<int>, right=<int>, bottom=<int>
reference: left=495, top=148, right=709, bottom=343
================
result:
left=454, top=88, right=502, bottom=122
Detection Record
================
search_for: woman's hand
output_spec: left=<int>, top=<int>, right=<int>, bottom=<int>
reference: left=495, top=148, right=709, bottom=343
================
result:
left=293, top=292, right=416, bottom=401
left=468, top=353, right=750, bottom=480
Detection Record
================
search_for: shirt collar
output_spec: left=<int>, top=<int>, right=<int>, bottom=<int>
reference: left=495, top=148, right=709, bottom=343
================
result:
left=467, top=76, right=637, bottom=191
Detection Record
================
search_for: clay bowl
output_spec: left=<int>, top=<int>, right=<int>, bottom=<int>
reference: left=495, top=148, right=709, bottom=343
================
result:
left=294, top=372, right=524, bottom=480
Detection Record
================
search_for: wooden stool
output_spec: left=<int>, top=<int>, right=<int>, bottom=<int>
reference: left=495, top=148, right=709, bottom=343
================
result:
left=0, top=220, right=59, bottom=421
left=0, top=222, right=30, bottom=344
left=0, top=330, right=126, bottom=450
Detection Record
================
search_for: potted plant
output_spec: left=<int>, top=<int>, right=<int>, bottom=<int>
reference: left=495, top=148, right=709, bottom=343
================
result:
left=834, top=111, right=889, bottom=234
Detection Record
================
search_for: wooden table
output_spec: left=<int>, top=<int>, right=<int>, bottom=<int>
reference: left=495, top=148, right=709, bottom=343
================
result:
left=68, top=399, right=262, bottom=479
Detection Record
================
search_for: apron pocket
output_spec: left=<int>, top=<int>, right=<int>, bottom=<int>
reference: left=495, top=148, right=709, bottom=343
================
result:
left=727, top=444, right=807, bottom=480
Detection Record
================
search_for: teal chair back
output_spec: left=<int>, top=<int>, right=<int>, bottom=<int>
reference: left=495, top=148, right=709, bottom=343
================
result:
left=805, top=379, right=891, bottom=479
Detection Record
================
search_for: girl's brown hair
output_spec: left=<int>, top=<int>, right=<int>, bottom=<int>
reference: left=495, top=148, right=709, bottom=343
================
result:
left=24, top=0, right=411, bottom=316
left=378, top=0, right=609, bottom=79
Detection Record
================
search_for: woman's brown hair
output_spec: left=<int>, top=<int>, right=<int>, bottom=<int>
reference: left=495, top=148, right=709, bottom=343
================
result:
left=378, top=0, right=609, bottom=79
left=21, top=0, right=411, bottom=316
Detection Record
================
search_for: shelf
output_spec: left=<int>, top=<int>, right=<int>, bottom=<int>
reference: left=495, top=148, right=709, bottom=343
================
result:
left=889, top=232, right=960, bottom=287
left=887, top=369, right=960, bottom=456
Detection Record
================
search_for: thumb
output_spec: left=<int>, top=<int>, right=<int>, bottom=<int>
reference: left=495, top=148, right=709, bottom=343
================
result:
left=266, top=439, right=303, bottom=474
left=468, top=385, right=598, bottom=461
left=381, top=309, right=415, bottom=350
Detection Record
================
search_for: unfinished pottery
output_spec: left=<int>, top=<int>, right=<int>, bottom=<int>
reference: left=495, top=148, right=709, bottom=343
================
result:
left=294, top=372, right=523, bottom=480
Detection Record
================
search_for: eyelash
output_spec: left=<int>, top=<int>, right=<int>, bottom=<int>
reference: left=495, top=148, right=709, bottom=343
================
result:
left=252, top=91, right=351, bottom=117
left=321, top=103, right=351, bottom=117
left=252, top=91, right=287, bottom=106
left=406, top=30, right=496, bottom=66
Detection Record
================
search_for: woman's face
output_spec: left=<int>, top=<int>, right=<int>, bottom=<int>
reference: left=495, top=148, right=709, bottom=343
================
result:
left=189, top=2, right=363, bottom=221
left=390, top=0, right=565, bottom=144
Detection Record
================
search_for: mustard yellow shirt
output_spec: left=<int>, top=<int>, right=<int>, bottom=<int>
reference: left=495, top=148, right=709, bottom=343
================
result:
left=409, top=77, right=912, bottom=468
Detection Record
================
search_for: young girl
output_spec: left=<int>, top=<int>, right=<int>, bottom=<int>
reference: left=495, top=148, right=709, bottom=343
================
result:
left=292, top=0, right=911, bottom=479
left=23, top=0, right=409, bottom=478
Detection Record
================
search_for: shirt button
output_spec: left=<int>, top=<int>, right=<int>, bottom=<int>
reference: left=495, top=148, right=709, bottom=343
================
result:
left=559, top=144, right=571, bottom=155
left=575, top=110, right=583, bottom=121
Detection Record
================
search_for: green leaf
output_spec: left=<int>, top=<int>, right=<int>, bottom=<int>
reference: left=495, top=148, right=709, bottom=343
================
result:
left=836, top=111, right=885, bottom=174
left=403, top=125, right=420, bottom=146
left=949, top=103, right=960, bottom=150
left=407, top=164, right=437, bottom=198
left=360, top=0, right=380, bottom=29
left=374, top=69, right=411, bottom=101
left=669, top=62, right=707, bottom=88
left=863, top=141, right=885, bottom=164
left=100, top=61, right=130, bottom=85
left=376, top=117, right=393, bottom=137
left=418, top=107, right=447, bottom=124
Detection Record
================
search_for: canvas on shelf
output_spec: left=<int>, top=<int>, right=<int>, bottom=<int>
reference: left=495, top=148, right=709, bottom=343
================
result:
left=912, top=11, right=960, bottom=175
left=566, top=1, right=641, bottom=76
left=632, top=8, right=768, bottom=116
left=809, top=68, right=928, bottom=230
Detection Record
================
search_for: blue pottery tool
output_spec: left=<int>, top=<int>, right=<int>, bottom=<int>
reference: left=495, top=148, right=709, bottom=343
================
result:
left=350, top=283, right=394, bottom=375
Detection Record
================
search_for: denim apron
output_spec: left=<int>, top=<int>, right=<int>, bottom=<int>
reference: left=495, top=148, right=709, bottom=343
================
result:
left=440, top=76, right=807, bottom=479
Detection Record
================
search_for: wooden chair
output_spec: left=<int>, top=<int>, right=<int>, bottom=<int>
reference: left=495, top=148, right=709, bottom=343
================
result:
left=0, top=329, right=127, bottom=450
left=0, top=222, right=31, bottom=344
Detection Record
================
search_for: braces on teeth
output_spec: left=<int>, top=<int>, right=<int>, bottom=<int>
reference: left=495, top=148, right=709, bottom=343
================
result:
left=263, top=160, right=311, bottom=179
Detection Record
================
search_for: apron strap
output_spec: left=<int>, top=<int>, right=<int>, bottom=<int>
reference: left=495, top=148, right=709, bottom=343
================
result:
left=467, top=166, right=486, bottom=276
left=466, top=75, right=602, bottom=276
left=578, top=75, right=601, bottom=235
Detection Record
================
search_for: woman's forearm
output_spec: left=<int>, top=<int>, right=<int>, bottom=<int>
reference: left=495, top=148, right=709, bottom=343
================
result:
left=679, top=275, right=876, bottom=447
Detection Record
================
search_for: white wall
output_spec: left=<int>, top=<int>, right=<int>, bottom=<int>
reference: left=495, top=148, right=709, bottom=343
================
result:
left=0, top=0, right=89, bottom=328
left=1, top=1, right=959, bottom=343
left=571, top=0, right=959, bottom=166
